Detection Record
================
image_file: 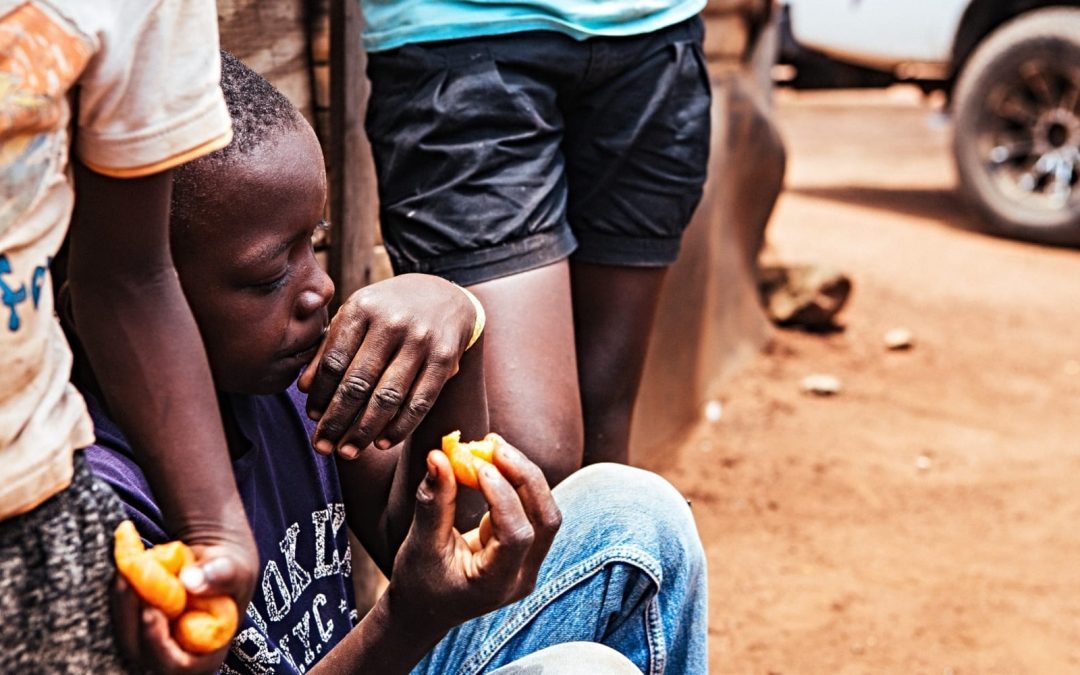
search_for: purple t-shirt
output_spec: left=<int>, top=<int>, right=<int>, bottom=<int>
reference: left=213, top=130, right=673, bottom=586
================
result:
left=83, top=385, right=357, bottom=674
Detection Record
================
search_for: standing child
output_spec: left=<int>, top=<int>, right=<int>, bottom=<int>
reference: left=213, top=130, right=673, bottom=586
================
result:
left=306, top=1, right=713, bottom=483
left=1, top=2, right=257, bottom=671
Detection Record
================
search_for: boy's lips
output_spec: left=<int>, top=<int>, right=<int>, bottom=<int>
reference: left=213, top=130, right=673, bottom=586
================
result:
left=285, top=330, right=325, bottom=363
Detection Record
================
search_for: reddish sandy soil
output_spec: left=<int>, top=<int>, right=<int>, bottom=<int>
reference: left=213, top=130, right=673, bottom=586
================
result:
left=659, top=88, right=1080, bottom=674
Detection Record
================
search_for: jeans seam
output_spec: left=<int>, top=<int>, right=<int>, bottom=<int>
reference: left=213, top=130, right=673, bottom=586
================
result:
left=646, top=594, right=666, bottom=675
left=457, top=544, right=663, bottom=674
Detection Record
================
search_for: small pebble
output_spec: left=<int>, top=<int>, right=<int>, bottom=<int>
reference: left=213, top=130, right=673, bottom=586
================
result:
left=801, top=374, right=842, bottom=396
left=884, top=328, right=914, bottom=350
left=704, top=400, right=723, bottom=423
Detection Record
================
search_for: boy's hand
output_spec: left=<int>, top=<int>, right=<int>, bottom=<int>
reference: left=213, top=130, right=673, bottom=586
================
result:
left=385, top=442, right=561, bottom=632
left=298, top=274, right=476, bottom=458
left=113, top=543, right=255, bottom=673
left=179, top=540, right=258, bottom=612
left=114, top=580, right=225, bottom=674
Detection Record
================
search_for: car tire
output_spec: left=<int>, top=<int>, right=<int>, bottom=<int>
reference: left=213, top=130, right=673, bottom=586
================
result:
left=953, top=7, right=1080, bottom=246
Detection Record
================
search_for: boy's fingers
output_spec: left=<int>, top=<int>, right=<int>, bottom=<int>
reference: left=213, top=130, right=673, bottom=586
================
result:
left=475, top=464, right=533, bottom=580
left=491, top=440, right=561, bottom=569
left=410, top=451, right=457, bottom=550
left=340, top=347, right=426, bottom=452
left=379, top=357, right=456, bottom=448
left=141, top=605, right=230, bottom=675
left=297, top=334, right=329, bottom=394
left=312, top=330, right=398, bottom=454
left=303, top=315, right=369, bottom=425
left=138, top=606, right=194, bottom=671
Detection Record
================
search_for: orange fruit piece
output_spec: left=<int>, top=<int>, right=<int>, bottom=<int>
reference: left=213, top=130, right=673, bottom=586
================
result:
left=114, top=520, right=187, bottom=619
left=149, top=541, right=196, bottom=576
left=113, top=521, right=239, bottom=652
left=442, top=430, right=501, bottom=490
left=173, top=595, right=239, bottom=654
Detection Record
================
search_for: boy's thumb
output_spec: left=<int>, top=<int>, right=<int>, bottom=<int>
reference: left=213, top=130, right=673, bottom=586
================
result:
left=181, top=556, right=238, bottom=596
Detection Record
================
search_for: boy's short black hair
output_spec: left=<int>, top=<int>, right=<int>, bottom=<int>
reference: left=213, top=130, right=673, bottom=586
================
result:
left=171, top=50, right=302, bottom=234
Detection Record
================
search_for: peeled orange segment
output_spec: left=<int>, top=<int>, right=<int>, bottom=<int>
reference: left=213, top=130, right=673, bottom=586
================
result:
left=114, top=520, right=187, bottom=619
left=149, top=541, right=196, bottom=576
left=442, top=430, right=500, bottom=490
left=173, top=595, right=240, bottom=654
left=114, top=521, right=240, bottom=652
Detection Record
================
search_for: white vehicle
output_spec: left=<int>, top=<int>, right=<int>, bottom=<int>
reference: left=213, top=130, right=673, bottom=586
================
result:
left=786, top=0, right=1080, bottom=246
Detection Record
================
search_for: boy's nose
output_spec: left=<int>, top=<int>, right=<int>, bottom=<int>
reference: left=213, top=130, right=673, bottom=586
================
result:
left=298, top=269, right=334, bottom=317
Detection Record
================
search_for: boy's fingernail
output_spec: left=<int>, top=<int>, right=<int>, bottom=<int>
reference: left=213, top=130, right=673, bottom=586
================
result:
left=376, top=438, right=392, bottom=450
left=180, top=566, right=207, bottom=592
left=308, top=409, right=322, bottom=421
left=314, top=439, right=333, bottom=454
left=339, top=444, right=359, bottom=459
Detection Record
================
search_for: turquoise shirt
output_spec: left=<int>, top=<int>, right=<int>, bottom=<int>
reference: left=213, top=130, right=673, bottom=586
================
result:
left=361, top=0, right=706, bottom=52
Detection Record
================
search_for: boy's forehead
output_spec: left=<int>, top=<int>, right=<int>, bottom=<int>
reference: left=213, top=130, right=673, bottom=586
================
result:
left=185, top=126, right=324, bottom=264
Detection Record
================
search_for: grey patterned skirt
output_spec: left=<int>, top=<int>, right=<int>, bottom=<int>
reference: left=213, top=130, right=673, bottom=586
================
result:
left=0, top=452, right=130, bottom=673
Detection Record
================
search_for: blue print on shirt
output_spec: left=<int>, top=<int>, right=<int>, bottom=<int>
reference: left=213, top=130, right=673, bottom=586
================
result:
left=0, top=253, right=51, bottom=331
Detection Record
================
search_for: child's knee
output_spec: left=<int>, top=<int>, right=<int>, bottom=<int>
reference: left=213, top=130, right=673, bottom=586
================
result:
left=553, top=463, right=705, bottom=579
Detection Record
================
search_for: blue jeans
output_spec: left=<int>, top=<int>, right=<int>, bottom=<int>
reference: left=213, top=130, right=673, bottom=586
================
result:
left=412, top=464, right=708, bottom=675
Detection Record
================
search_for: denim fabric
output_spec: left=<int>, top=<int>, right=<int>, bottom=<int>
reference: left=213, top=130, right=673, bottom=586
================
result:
left=413, top=464, right=708, bottom=675
left=489, top=642, right=640, bottom=674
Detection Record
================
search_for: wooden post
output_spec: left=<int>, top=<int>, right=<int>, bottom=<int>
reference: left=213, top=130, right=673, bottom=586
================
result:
left=328, top=0, right=378, bottom=308
left=328, top=0, right=384, bottom=617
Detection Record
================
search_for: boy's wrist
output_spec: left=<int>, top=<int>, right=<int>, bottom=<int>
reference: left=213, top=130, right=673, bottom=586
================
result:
left=370, top=589, right=450, bottom=664
left=452, top=284, right=485, bottom=350
left=382, top=580, right=452, bottom=637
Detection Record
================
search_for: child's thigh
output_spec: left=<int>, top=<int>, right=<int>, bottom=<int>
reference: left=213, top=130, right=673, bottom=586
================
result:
left=0, top=453, right=128, bottom=672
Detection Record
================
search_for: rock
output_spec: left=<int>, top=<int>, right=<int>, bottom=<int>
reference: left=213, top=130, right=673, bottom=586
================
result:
left=758, top=263, right=853, bottom=331
left=801, top=374, right=842, bottom=396
left=884, top=328, right=914, bottom=350
left=704, top=400, right=724, bottom=423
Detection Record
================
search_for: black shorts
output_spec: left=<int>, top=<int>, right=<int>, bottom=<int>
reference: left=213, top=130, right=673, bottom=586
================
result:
left=365, top=16, right=712, bottom=285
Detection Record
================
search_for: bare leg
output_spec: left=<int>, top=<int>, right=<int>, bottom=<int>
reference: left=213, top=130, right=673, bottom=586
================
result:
left=570, top=262, right=667, bottom=466
left=468, top=261, right=584, bottom=486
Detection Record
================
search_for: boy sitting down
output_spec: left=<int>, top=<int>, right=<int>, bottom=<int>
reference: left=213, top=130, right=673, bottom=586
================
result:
left=72, top=52, right=707, bottom=674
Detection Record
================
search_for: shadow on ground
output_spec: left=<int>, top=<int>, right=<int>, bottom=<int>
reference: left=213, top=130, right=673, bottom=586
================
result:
left=787, top=185, right=989, bottom=236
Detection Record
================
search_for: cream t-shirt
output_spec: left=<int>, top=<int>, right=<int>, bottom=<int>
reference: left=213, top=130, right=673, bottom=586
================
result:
left=0, top=0, right=232, bottom=519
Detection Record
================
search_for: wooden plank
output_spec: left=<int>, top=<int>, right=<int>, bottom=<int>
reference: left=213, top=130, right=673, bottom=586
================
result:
left=328, top=0, right=383, bottom=618
left=327, top=0, right=379, bottom=309
left=218, top=0, right=313, bottom=122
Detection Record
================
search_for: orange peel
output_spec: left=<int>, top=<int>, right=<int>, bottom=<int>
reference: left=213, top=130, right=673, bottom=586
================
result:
left=114, top=520, right=187, bottom=619
left=113, top=521, right=239, bottom=653
left=174, top=595, right=240, bottom=654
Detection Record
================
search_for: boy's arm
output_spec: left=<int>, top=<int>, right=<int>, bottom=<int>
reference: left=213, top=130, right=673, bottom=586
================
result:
left=67, top=163, right=257, bottom=610
left=336, top=336, right=488, bottom=574
left=314, top=442, right=561, bottom=674
left=305, top=274, right=487, bottom=573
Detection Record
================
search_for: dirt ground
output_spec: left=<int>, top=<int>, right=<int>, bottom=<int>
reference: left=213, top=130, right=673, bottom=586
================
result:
left=659, top=87, right=1080, bottom=674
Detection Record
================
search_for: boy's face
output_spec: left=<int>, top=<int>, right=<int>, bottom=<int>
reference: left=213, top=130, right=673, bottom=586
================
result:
left=173, top=121, right=334, bottom=394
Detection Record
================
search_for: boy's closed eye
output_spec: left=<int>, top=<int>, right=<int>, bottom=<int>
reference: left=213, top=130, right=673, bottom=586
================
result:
left=247, top=269, right=291, bottom=293
left=235, top=220, right=327, bottom=292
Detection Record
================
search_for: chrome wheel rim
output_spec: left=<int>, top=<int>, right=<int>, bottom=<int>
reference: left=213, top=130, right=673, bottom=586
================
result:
left=979, top=57, right=1080, bottom=220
